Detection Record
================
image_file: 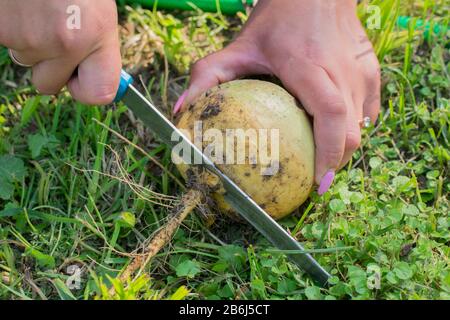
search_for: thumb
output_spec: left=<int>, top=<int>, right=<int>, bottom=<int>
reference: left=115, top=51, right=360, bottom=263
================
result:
left=176, top=39, right=270, bottom=113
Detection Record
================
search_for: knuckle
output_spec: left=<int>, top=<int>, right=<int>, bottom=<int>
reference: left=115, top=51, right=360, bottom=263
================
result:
left=320, top=98, right=348, bottom=117
left=21, top=28, right=42, bottom=50
left=278, top=55, right=306, bottom=81
left=191, top=60, right=204, bottom=74
left=366, top=93, right=381, bottom=111
left=56, top=6, right=117, bottom=53
left=303, top=38, right=327, bottom=65
left=363, top=59, right=381, bottom=83
left=345, top=131, right=361, bottom=151
left=55, top=27, right=82, bottom=53
left=320, top=148, right=344, bottom=166
left=191, top=58, right=210, bottom=75
left=373, top=100, right=381, bottom=114
left=91, top=10, right=117, bottom=36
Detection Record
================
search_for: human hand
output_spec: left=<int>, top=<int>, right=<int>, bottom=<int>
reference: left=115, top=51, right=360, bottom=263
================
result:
left=0, top=0, right=121, bottom=105
left=176, top=0, right=381, bottom=194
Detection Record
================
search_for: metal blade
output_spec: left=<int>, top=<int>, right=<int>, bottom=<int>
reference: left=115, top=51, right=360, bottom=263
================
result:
left=122, top=84, right=331, bottom=286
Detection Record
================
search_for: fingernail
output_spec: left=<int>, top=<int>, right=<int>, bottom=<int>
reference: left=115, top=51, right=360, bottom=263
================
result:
left=173, top=90, right=188, bottom=115
left=318, top=170, right=335, bottom=196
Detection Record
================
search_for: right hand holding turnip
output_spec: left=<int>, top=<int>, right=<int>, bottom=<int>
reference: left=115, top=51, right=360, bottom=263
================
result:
left=176, top=0, right=381, bottom=195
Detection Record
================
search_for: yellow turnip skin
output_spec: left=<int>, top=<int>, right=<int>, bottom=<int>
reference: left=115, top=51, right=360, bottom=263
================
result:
left=176, top=80, right=315, bottom=220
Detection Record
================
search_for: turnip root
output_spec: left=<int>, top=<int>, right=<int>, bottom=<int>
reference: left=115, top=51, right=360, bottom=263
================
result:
left=111, top=189, right=202, bottom=294
left=176, top=80, right=315, bottom=220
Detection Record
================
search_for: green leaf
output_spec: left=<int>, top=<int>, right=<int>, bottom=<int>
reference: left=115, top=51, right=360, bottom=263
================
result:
left=211, top=261, right=228, bottom=273
left=0, top=177, right=14, bottom=200
left=277, top=278, right=297, bottom=294
left=329, top=199, right=346, bottom=213
left=199, top=281, right=219, bottom=297
left=0, top=155, right=27, bottom=200
left=305, top=286, right=323, bottom=300
left=386, top=271, right=398, bottom=284
left=175, top=260, right=201, bottom=278
left=393, top=262, right=413, bottom=280
left=442, top=271, right=450, bottom=293
left=0, top=155, right=27, bottom=182
left=426, top=170, right=440, bottom=179
left=347, top=266, right=368, bottom=295
left=21, top=96, right=41, bottom=127
left=392, top=176, right=412, bottom=192
left=311, top=221, right=325, bottom=239
left=218, top=283, right=234, bottom=298
left=114, top=211, right=136, bottom=229
left=338, top=186, right=352, bottom=204
left=369, top=157, right=382, bottom=169
left=250, top=278, right=266, bottom=298
left=169, top=285, right=190, bottom=300
left=53, top=279, right=77, bottom=300
left=388, top=208, right=404, bottom=224
left=329, top=282, right=347, bottom=298
left=217, top=245, right=247, bottom=271
left=0, top=203, right=23, bottom=218
left=28, top=134, right=48, bottom=158
left=350, top=192, right=364, bottom=204
left=24, top=247, right=56, bottom=269
left=27, top=134, right=59, bottom=158
left=328, top=276, right=340, bottom=285
left=402, top=204, right=419, bottom=216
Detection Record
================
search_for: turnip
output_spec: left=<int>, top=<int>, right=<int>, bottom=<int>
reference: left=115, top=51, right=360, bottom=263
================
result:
left=176, top=80, right=315, bottom=220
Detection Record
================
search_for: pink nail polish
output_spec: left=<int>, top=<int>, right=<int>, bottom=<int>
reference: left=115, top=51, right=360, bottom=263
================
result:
left=173, top=90, right=188, bottom=115
left=318, top=170, right=335, bottom=196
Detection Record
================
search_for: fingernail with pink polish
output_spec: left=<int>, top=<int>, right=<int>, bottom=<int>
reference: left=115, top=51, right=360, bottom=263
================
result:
left=318, top=170, right=335, bottom=196
left=173, top=90, right=188, bottom=115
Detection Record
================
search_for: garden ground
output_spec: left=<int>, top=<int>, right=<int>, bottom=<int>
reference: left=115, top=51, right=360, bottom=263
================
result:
left=0, top=0, right=448, bottom=300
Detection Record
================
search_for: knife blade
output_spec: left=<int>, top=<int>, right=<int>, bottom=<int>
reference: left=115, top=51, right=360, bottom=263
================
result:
left=115, top=70, right=331, bottom=286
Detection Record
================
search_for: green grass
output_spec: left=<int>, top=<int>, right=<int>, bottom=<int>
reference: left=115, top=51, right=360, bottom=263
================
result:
left=0, top=1, right=449, bottom=300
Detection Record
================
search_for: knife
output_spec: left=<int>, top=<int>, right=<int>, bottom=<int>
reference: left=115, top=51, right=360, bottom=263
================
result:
left=114, top=70, right=331, bottom=287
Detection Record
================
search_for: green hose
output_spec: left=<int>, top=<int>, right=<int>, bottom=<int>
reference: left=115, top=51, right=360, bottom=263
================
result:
left=397, top=15, right=448, bottom=39
left=118, top=0, right=254, bottom=15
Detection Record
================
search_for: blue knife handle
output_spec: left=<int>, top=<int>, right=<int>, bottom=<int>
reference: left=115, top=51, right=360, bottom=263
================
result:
left=114, top=70, right=134, bottom=102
